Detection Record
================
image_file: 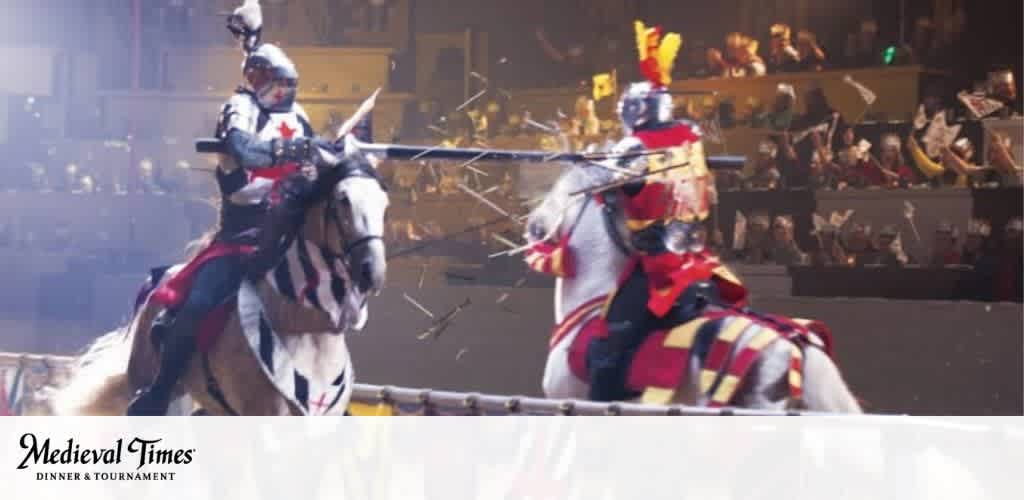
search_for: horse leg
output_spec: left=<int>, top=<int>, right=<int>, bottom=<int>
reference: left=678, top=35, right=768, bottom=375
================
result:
left=733, top=341, right=793, bottom=411
left=542, top=330, right=588, bottom=400
left=183, top=317, right=297, bottom=416
left=801, top=346, right=862, bottom=413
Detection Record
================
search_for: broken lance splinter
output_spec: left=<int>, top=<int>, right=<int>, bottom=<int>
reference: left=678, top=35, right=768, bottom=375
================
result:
left=195, top=138, right=747, bottom=170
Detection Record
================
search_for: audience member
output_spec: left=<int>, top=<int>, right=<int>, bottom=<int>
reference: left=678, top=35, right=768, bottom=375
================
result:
left=843, top=19, right=885, bottom=68
left=880, top=134, right=920, bottom=187
left=794, top=30, right=827, bottom=71
left=928, top=221, right=962, bottom=267
left=744, top=139, right=782, bottom=190
left=835, top=128, right=882, bottom=188
left=739, top=213, right=772, bottom=264
left=940, top=137, right=992, bottom=187
left=987, top=132, right=1023, bottom=186
left=993, top=218, right=1024, bottom=302
left=867, top=224, right=909, bottom=266
left=955, top=219, right=999, bottom=300
left=809, top=223, right=848, bottom=267
left=843, top=222, right=877, bottom=266
left=707, top=32, right=766, bottom=78
left=897, top=17, right=941, bottom=68
left=808, top=132, right=844, bottom=189
left=767, top=216, right=807, bottom=265
left=986, top=69, right=1020, bottom=117
left=752, top=83, right=797, bottom=130
left=766, top=24, right=800, bottom=73
left=788, top=87, right=844, bottom=188
left=961, top=219, right=993, bottom=266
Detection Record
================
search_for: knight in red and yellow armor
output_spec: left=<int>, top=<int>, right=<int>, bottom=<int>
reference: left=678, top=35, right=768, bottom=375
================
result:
left=530, top=21, right=750, bottom=402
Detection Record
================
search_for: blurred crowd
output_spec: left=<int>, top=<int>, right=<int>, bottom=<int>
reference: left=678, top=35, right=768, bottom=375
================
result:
left=709, top=74, right=1021, bottom=192
left=724, top=213, right=1023, bottom=302
left=697, top=14, right=967, bottom=80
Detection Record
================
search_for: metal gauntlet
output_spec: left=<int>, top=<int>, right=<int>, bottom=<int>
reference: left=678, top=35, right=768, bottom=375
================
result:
left=271, top=137, right=313, bottom=164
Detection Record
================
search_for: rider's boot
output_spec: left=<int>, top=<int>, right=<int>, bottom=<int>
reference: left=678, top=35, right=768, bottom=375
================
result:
left=587, top=320, right=642, bottom=402
left=126, top=313, right=198, bottom=416
left=246, top=175, right=313, bottom=282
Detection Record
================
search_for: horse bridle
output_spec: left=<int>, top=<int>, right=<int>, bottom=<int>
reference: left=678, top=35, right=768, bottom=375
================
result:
left=321, top=162, right=387, bottom=268
left=595, top=191, right=634, bottom=257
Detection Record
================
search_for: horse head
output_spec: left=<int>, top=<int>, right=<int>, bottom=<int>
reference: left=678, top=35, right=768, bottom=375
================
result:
left=524, top=164, right=629, bottom=321
left=300, top=145, right=390, bottom=327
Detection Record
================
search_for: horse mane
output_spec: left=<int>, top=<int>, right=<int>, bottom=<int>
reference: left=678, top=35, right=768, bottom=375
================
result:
left=530, top=164, right=615, bottom=234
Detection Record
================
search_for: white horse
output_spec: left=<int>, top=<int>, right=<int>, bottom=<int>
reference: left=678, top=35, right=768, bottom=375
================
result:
left=525, top=164, right=861, bottom=412
left=53, top=151, right=390, bottom=416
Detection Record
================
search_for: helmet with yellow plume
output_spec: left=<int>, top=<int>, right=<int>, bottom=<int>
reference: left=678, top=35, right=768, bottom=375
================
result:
left=618, top=21, right=682, bottom=134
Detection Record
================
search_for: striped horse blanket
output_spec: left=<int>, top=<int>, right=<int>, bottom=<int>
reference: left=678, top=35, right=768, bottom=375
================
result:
left=139, top=236, right=362, bottom=416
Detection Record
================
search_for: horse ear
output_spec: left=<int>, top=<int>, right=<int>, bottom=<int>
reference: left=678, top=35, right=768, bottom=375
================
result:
left=315, top=145, right=342, bottom=167
left=342, top=134, right=359, bottom=156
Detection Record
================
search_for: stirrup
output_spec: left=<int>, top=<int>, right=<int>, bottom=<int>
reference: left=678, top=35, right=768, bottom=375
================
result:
left=150, top=310, right=176, bottom=349
left=126, top=388, right=171, bottom=416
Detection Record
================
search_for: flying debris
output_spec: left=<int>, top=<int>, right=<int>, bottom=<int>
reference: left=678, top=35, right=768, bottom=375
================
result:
left=491, top=233, right=521, bottom=249
left=455, top=348, right=469, bottom=361
left=416, top=298, right=472, bottom=341
left=457, top=152, right=490, bottom=172
left=470, top=72, right=488, bottom=84
left=524, top=118, right=559, bottom=134
left=457, top=183, right=517, bottom=221
left=402, top=293, right=435, bottom=319
left=455, top=89, right=488, bottom=112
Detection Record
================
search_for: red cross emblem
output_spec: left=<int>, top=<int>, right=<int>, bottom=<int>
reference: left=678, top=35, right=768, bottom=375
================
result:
left=277, top=120, right=296, bottom=139
left=310, top=392, right=330, bottom=414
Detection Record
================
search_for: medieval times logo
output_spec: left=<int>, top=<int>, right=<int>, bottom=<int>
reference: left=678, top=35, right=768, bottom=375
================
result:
left=16, top=433, right=194, bottom=482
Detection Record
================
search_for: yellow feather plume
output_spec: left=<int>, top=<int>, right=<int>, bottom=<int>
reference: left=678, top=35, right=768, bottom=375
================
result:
left=635, top=21, right=651, bottom=60
left=656, top=32, right=682, bottom=86
left=634, top=20, right=682, bottom=86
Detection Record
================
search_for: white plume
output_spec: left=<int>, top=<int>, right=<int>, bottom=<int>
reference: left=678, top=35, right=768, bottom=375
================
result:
left=234, top=0, right=263, bottom=33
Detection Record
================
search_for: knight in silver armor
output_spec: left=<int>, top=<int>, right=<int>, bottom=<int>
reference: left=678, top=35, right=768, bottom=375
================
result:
left=127, top=1, right=329, bottom=415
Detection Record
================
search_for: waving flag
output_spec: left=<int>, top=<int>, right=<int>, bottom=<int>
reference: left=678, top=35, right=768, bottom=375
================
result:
left=957, top=91, right=1004, bottom=119
left=592, top=70, right=617, bottom=101
left=843, top=74, right=877, bottom=106
left=921, top=112, right=962, bottom=158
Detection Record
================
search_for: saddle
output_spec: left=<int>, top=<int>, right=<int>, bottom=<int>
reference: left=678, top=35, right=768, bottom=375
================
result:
left=143, top=241, right=256, bottom=353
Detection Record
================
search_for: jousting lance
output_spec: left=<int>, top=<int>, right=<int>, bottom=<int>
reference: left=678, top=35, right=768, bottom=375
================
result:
left=195, top=137, right=746, bottom=170
left=194, top=88, right=745, bottom=169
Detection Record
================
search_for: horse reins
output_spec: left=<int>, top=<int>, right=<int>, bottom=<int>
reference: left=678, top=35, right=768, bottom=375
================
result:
left=595, top=191, right=634, bottom=257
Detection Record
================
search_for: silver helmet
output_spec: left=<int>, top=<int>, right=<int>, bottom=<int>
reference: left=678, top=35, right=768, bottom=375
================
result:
left=617, top=81, right=674, bottom=134
left=243, top=43, right=298, bottom=113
